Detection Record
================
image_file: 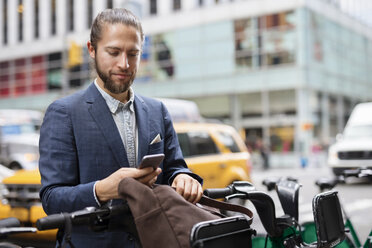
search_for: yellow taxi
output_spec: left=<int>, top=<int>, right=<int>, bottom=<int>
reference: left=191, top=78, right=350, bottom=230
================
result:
left=174, top=122, right=251, bottom=189
left=0, top=169, right=55, bottom=242
left=0, top=122, right=251, bottom=242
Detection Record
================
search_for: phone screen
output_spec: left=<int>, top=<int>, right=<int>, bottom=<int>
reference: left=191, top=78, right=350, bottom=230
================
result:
left=138, top=154, right=165, bottom=169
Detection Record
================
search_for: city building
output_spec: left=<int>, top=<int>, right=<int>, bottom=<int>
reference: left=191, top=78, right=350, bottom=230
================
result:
left=1, top=0, right=371, bottom=167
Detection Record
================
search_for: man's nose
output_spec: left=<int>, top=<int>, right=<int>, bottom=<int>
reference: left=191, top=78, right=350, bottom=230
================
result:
left=118, top=53, right=129, bottom=69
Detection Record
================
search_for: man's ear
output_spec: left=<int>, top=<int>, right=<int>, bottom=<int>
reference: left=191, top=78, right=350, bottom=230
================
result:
left=87, top=41, right=95, bottom=59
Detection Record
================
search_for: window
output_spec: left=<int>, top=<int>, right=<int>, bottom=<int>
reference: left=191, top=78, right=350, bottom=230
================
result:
left=177, top=133, right=191, bottom=157
left=173, top=0, right=181, bottom=11
left=234, top=11, right=296, bottom=69
left=150, top=0, right=157, bottom=15
left=0, top=61, right=10, bottom=97
left=47, top=52, right=62, bottom=89
left=18, top=0, right=23, bottom=42
left=69, top=65, right=83, bottom=87
left=87, top=0, right=93, bottom=28
left=234, top=18, right=253, bottom=68
left=261, top=11, right=295, bottom=30
left=107, top=0, right=113, bottom=9
left=2, top=0, right=7, bottom=44
left=34, top=0, right=39, bottom=38
left=189, top=132, right=219, bottom=156
left=265, top=51, right=294, bottom=66
left=31, top=55, right=46, bottom=93
left=177, top=132, right=219, bottom=157
left=51, top=0, right=56, bottom=35
left=261, top=11, right=296, bottom=66
left=216, top=132, right=241, bottom=153
left=14, top=59, right=26, bottom=96
left=153, top=35, right=174, bottom=78
left=68, top=0, right=74, bottom=32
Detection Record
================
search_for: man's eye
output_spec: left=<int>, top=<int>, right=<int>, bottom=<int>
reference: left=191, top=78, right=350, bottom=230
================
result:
left=108, top=51, right=119, bottom=56
left=129, top=53, right=138, bottom=57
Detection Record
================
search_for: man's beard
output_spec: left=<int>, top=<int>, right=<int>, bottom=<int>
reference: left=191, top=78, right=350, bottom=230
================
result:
left=95, top=57, right=135, bottom=94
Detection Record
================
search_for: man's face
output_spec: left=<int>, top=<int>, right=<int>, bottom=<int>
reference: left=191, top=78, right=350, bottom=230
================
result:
left=88, top=23, right=142, bottom=96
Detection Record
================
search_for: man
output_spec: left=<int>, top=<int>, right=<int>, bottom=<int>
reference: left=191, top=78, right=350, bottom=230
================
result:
left=39, top=8, right=203, bottom=248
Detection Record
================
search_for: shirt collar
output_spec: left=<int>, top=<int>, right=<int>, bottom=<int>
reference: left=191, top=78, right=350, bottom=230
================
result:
left=94, top=79, right=135, bottom=114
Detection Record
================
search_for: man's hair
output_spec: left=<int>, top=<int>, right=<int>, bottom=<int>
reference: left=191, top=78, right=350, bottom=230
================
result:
left=90, top=8, right=144, bottom=50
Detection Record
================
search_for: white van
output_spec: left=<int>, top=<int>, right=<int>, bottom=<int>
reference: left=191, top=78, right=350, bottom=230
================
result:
left=328, top=102, right=372, bottom=176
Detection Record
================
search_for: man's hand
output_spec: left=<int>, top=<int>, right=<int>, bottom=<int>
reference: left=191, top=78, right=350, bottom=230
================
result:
left=95, top=167, right=162, bottom=203
left=172, top=174, right=203, bottom=204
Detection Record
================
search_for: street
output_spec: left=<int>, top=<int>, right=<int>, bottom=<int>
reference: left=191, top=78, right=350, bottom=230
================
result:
left=249, top=165, right=372, bottom=244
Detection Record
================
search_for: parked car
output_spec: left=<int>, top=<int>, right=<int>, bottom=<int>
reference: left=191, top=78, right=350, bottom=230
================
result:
left=328, top=102, right=372, bottom=176
left=174, top=122, right=251, bottom=189
left=0, top=109, right=43, bottom=170
left=0, top=169, right=55, bottom=242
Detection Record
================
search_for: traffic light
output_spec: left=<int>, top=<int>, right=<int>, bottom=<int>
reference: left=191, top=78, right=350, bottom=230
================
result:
left=68, top=41, right=83, bottom=67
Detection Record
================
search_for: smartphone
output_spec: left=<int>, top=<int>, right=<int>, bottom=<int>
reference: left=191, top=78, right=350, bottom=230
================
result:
left=138, top=153, right=165, bottom=169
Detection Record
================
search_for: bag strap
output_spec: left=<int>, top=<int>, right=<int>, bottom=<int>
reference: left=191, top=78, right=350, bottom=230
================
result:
left=198, top=195, right=253, bottom=224
left=168, top=186, right=253, bottom=224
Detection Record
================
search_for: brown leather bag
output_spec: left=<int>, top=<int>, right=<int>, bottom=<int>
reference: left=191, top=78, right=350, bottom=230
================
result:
left=118, top=178, right=253, bottom=248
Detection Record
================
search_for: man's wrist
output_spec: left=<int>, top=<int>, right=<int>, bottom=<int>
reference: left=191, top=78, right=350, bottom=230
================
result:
left=93, top=181, right=102, bottom=207
left=94, top=180, right=109, bottom=204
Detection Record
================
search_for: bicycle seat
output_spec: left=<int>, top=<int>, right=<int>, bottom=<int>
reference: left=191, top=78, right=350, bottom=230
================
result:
left=315, top=177, right=338, bottom=191
left=262, top=178, right=279, bottom=191
left=262, top=177, right=298, bottom=192
left=275, top=180, right=300, bottom=221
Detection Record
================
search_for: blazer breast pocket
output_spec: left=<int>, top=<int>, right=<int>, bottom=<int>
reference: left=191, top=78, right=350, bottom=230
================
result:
left=148, top=140, right=164, bottom=154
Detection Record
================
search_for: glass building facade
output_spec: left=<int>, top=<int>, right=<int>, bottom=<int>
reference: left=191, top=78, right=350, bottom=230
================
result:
left=0, top=0, right=371, bottom=166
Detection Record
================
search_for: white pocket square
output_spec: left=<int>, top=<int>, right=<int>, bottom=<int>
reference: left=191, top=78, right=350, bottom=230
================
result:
left=150, top=134, right=161, bottom=144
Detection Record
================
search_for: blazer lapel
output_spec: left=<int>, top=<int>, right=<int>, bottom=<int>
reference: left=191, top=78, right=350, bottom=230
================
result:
left=134, top=95, right=150, bottom=164
left=85, top=83, right=128, bottom=167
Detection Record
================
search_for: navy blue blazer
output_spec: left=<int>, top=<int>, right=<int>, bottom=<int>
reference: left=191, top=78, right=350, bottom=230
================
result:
left=39, top=83, right=202, bottom=248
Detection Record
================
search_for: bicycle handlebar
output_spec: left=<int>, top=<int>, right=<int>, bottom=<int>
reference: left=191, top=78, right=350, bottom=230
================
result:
left=203, top=185, right=234, bottom=199
left=37, top=204, right=130, bottom=231
left=262, top=178, right=278, bottom=191
left=204, top=182, right=283, bottom=238
left=262, top=177, right=298, bottom=192
left=37, top=212, right=69, bottom=230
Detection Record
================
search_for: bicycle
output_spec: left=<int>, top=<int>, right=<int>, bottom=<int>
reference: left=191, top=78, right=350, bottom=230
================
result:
left=314, top=168, right=372, bottom=248
left=204, top=180, right=346, bottom=248
left=261, top=169, right=372, bottom=248
left=36, top=180, right=345, bottom=248
left=36, top=198, right=255, bottom=248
